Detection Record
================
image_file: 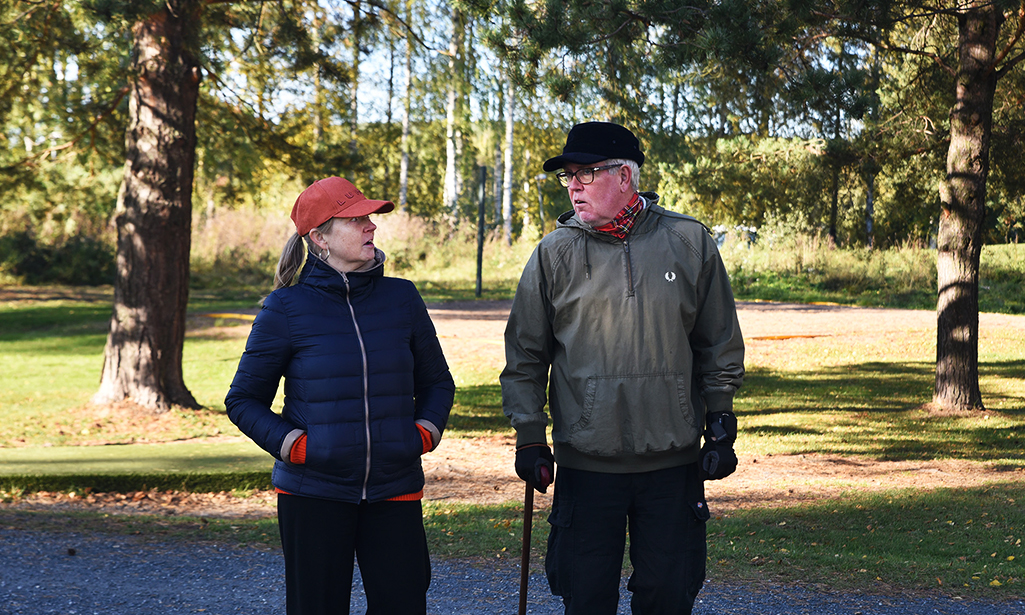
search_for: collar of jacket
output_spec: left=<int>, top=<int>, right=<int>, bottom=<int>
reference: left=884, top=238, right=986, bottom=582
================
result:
left=296, top=248, right=386, bottom=294
left=556, top=191, right=662, bottom=241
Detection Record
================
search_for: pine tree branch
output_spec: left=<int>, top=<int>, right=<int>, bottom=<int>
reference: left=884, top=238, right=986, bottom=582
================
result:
left=851, top=32, right=956, bottom=77
left=349, top=0, right=441, bottom=53
left=2, top=85, right=129, bottom=170
left=996, top=49, right=1025, bottom=75
left=993, top=3, right=1025, bottom=77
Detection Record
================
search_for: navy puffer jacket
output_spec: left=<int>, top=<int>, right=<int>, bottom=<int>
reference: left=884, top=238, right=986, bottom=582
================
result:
left=224, top=252, right=454, bottom=503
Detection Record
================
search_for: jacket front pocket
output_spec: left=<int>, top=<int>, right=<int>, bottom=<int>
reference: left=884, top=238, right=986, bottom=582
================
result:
left=303, top=422, right=365, bottom=481
left=570, top=374, right=700, bottom=456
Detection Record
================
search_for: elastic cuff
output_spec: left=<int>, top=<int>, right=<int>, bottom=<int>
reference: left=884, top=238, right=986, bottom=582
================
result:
left=415, top=419, right=441, bottom=452
left=514, top=424, right=548, bottom=449
left=280, top=428, right=306, bottom=465
left=703, top=392, right=734, bottom=416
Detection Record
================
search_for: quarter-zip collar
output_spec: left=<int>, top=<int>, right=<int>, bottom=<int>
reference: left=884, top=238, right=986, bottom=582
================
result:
left=557, top=193, right=660, bottom=296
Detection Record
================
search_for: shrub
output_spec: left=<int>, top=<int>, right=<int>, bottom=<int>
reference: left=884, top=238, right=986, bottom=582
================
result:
left=0, top=231, right=115, bottom=285
left=189, top=206, right=292, bottom=292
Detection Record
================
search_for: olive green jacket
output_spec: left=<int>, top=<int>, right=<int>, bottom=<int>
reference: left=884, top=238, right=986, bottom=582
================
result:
left=501, top=194, right=745, bottom=474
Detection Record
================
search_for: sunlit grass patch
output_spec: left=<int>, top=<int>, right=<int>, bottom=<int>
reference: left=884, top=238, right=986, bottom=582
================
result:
left=449, top=384, right=507, bottom=437
left=722, top=240, right=1024, bottom=314
left=422, top=501, right=546, bottom=563
left=737, top=364, right=1024, bottom=461
left=709, top=482, right=1025, bottom=598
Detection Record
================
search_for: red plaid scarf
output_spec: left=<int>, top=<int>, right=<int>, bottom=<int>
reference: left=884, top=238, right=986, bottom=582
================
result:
left=593, top=193, right=643, bottom=239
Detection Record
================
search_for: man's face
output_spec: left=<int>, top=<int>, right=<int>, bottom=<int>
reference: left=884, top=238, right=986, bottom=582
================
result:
left=562, top=162, right=631, bottom=227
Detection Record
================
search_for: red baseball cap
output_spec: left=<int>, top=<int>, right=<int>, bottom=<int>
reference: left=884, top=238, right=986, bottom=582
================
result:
left=290, top=177, right=395, bottom=236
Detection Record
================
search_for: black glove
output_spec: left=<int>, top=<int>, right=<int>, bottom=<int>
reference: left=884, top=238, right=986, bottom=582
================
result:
left=699, top=411, right=738, bottom=481
left=515, top=444, right=554, bottom=493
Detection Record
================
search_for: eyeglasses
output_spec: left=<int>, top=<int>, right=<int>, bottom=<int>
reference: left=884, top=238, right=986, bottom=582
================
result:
left=555, top=164, right=622, bottom=187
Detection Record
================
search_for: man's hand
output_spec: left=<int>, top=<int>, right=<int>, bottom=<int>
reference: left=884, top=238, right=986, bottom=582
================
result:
left=515, top=444, right=554, bottom=493
left=699, top=411, right=737, bottom=481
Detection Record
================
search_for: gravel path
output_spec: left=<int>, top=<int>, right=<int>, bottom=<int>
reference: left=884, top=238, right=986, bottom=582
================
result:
left=2, top=529, right=1020, bottom=615
left=4, top=301, right=1023, bottom=614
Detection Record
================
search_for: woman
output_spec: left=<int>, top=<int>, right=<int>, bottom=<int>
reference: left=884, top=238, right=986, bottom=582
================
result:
left=225, top=176, right=454, bottom=614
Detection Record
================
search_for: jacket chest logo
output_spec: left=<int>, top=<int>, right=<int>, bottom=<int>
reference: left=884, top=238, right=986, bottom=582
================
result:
left=665, top=271, right=677, bottom=282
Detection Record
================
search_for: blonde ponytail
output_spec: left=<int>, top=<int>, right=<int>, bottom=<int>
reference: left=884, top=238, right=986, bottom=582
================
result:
left=272, top=232, right=307, bottom=292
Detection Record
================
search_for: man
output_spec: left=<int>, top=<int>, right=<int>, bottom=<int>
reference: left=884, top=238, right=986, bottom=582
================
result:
left=501, top=121, right=745, bottom=614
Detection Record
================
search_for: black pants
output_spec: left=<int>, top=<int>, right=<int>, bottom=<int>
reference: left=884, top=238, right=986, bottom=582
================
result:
left=277, top=494, right=430, bottom=615
left=545, top=463, right=709, bottom=615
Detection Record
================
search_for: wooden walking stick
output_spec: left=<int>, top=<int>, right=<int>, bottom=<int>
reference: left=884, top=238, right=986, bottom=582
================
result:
left=519, top=467, right=549, bottom=615
left=518, top=479, right=534, bottom=615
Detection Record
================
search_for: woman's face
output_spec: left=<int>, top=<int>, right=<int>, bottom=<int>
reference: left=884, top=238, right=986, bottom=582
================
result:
left=312, top=215, right=379, bottom=273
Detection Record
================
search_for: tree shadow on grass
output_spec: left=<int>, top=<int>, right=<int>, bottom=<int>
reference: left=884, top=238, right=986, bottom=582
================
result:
left=0, top=304, right=110, bottom=342
left=711, top=481, right=1025, bottom=596
left=737, top=361, right=1025, bottom=462
left=449, top=384, right=508, bottom=434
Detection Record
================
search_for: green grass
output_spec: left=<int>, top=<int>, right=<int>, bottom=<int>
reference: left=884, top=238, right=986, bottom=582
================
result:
left=0, top=507, right=281, bottom=547
left=422, top=501, right=548, bottom=561
left=722, top=241, right=1025, bottom=313
left=737, top=363, right=1025, bottom=462
left=710, top=483, right=1025, bottom=595
left=0, top=439, right=271, bottom=476
left=2, top=239, right=1024, bottom=599
left=0, top=500, right=544, bottom=563
left=448, top=384, right=506, bottom=436
left=2, top=485, right=1020, bottom=598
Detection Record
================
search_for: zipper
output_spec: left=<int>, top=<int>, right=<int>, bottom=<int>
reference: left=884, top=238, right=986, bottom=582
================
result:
left=623, top=239, right=635, bottom=297
left=340, top=270, right=373, bottom=501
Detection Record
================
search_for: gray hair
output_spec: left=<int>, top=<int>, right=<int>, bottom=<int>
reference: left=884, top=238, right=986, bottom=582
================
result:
left=603, top=158, right=640, bottom=192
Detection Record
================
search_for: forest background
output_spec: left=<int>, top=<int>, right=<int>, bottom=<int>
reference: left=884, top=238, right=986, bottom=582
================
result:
left=1, top=0, right=1024, bottom=415
left=1, top=0, right=1024, bottom=598
left=4, top=0, right=1023, bottom=274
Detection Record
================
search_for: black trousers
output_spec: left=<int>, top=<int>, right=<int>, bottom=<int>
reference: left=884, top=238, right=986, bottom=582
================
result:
left=545, top=463, right=709, bottom=615
left=277, top=494, right=431, bottom=615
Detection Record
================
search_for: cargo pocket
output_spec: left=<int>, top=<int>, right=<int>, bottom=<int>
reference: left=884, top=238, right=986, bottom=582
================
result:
left=545, top=499, right=573, bottom=598
left=690, top=499, right=711, bottom=523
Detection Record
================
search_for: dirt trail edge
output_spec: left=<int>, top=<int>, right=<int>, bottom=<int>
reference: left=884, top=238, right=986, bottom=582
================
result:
left=5, top=300, right=1023, bottom=519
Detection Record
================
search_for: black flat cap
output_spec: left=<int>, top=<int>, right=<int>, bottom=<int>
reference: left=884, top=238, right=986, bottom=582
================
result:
left=542, top=122, right=645, bottom=172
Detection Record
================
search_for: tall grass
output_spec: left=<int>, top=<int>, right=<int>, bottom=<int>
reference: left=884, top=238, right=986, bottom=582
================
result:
left=189, top=207, right=293, bottom=295
left=190, top=204, right=1024, bottom=311
left=375, top=212, right=537, bottom=302
left=720, top=232, right=1023, bottom=313
left=190, top=206, right=538, bottom=303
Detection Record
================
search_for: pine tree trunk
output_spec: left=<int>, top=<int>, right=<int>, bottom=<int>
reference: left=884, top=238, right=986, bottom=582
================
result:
left=93, top=2, right=201, bottom=413
left=934, top=4, right=999, bottom=412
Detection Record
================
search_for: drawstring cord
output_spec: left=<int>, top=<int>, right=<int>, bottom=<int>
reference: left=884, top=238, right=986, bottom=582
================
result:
left=584, top=234, right=592, bottom=279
